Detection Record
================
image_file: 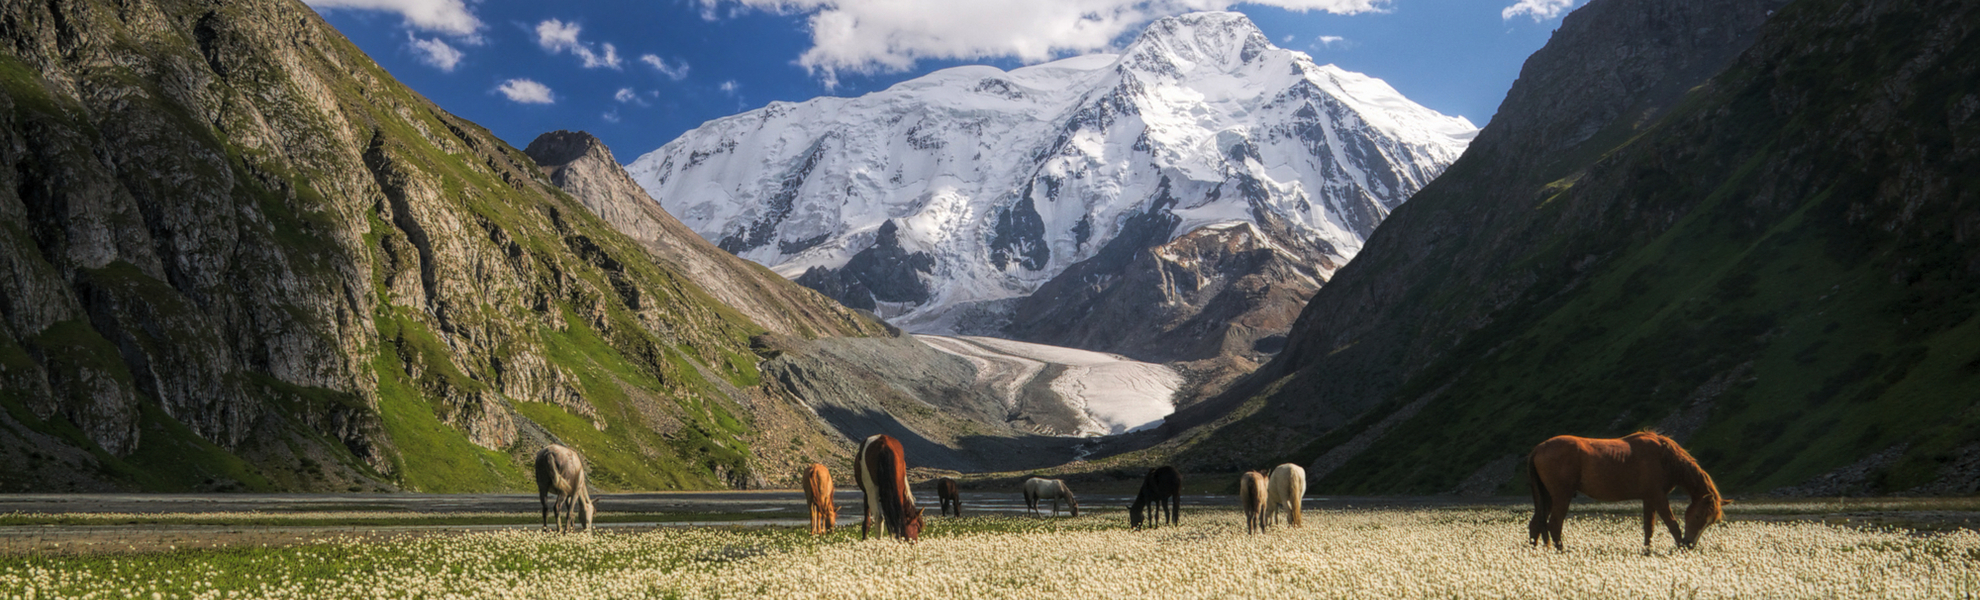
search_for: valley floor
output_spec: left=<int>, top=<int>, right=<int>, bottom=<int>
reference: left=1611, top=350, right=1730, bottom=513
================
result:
left=1, top=495, right=1976, bottom=598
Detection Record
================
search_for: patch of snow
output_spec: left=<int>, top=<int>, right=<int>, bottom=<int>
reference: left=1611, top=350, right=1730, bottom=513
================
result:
left=915, top=335, right=1181, bottom=436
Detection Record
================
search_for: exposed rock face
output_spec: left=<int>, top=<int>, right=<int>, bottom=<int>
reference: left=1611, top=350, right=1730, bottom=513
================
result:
left=1168, top=0, right=1980, bottom=494
left=523, top=130, right=886, bottom=340
left=1007, top=220, right=1325, bottom=366
left=0, top=0, right=836, bottom=492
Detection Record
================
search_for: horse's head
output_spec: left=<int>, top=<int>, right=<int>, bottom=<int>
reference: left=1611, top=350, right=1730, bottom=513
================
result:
left=1067, top=495, right=1080, bottom=518
left=904, top=506, right=926, bottom=541
left=1128, top=503, right=1144, bottom=528
left=1679, top=496, right=1725, bottom=548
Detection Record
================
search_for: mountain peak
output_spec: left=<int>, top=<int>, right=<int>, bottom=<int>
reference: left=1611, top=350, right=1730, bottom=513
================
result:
left=1119, top=11, right=1275, bottom=76
left=524, top=130, right=614, bottom=171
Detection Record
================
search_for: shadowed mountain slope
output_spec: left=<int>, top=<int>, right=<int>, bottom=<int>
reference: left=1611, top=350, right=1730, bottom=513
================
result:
left=1164, top=0, right=1980, bottom=495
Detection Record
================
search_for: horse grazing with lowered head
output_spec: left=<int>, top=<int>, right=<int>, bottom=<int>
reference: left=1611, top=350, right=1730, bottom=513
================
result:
left=935, top=477, right=962, bottom=517
left=1528, top=431, right=1725, bottom=551
left=802, top=463, right=836, bottom=535
left=534, top=444, right=594, bottom=533
left=1238, top=471, right=1269, bottom=534
left=1130, top=466, right=1182, bottom=529
left=1266, top=463, right=1306, bottom=528
left=855, top=434, right=925, bottom=542
left=1022, top=478, right=1079, bottom=517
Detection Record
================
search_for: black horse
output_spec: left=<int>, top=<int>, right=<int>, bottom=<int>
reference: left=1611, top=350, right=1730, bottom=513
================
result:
left=1129, top=466, right=1182, bottom=528
left=936, top=477, right=962, bottom=517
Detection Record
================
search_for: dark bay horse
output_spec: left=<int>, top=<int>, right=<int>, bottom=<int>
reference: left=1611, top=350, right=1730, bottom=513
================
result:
left=1528, top=432, right=1725, bottom=551
left=1129, top=466, right=1182, bottom=529
left=855, top=434, right=925, bottom=542
left=936, top=477, right=962, bottom=517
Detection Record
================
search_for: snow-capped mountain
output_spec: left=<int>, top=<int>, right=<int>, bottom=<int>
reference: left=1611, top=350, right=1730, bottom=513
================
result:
left=627, top=11, right=1475, bottom=358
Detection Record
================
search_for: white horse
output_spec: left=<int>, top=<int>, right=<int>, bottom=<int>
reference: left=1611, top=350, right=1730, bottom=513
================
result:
left=1266, top=463, right=1306, bottom=528
left=535, top=444, right=595, bottom=532
left=1022, top=477, right=1079, bottom=517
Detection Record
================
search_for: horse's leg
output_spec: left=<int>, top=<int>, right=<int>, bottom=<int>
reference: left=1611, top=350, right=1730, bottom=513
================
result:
left=540, top=490, right=552, bottom=530
left=1640, top=501, right=1657, bottom=551
left=1547, top=488, right=1572, bottom=551
left=1657, top=499, right=1684, bottom=548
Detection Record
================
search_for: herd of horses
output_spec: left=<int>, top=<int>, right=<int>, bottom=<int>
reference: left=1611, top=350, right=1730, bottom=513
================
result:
left=535, top=431, right=1727, bottom=550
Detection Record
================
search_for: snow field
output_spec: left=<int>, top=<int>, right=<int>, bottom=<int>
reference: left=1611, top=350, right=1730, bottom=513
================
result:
left=916, top=335, right=1181, bottom=435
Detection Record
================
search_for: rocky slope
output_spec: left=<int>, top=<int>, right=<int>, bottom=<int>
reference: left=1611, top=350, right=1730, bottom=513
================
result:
left=1164, top=0, right=1980, bottom=495
left=0, top=0, right=871, bottom=492
left=523, top=131, right=886, bottom=340
left=627, top=12, right=1473, bottom=366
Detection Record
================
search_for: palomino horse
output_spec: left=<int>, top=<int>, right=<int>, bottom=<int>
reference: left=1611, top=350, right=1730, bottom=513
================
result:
left=1237, top=471, right=1268, bottom=534
left=1129, top=466, right=1182, bottom=529
left=1528, top=431, right=1725, bottom=551
left=534, top=444, right=594, bottom=533
left=802, top=463, right=836, bottom=535
left=1022, top=478, right=1079, bottom=517
left=854, top=434, right=925, bottom=542
left=936, top=477, right=962, bottom=517
left=1266, top=463, right=1306, bottom=528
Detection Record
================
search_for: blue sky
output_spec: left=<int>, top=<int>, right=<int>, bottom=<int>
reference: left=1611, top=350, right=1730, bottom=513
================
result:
left=307, top=0, right=1587, bottom=162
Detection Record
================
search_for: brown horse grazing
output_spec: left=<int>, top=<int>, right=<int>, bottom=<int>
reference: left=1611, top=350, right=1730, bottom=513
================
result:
left=854, top=434, right=925, bottom=542
left=1528, top=432, right=1725, bottom=551
left=1237, top=471, right=1269, bottom=534
left=1129, top=466, right=1182, bottom=529
left=935, top=477, right=962, bottom=517
left=802, top=463, right=836, bottom=535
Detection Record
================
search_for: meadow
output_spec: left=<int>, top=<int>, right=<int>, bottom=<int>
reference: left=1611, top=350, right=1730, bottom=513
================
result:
left=2, top=506, right=1975, bottom=599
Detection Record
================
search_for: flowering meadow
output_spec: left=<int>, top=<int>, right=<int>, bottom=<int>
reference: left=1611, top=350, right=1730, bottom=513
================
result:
left=2, top=508, right=1975, bottom=599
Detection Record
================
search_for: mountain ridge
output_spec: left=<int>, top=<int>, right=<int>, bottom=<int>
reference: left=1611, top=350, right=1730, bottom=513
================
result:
left=627, top=11, right=1474, bottom=367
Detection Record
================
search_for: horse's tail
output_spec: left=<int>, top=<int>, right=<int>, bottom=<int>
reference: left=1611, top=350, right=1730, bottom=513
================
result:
left=1526, top=453, right=1549, bottom=541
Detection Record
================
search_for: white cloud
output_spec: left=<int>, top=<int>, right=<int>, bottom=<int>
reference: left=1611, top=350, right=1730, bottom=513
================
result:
left=696, top=0, right=1387, bottom=88
left=406, top=34, right=463, bottom=71
left=1315, top=35, right=1346, bottom=47
left=1501, top=0, right=1578, bottom=21
left=495, top=79, right=555, bottom=104
left=602, top=110, right=622, bottom=123
left=305, top=0, right=480, bottom=36
left=718, top=80, right=739, bottom=95
left=640, top=54, right=692, bottom=81
left=535, top=19, right=623, bottom=69
left=615, top=88, right=637, bottom=102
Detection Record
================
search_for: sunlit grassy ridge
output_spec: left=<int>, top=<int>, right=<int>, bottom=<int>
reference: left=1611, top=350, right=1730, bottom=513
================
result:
left=4, top=510, right=1974, bottom=599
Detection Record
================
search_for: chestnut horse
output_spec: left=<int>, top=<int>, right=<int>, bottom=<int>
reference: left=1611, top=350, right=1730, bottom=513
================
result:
left=802, top=463, right=836, bottom=535
left=855, top=434, right=925, bottom=542
left=1528, top=432, right=1725, bottom=551
left=935, top=477, right=962, bottom=517
left=1266, top=463, right=1306, bottom=528
left=1237, top=471, right=1269, bottom=534
left=1022, top=478, right=1079, bottom=517
left=1129, top=466, right=1182, bottom=529
left=534, top=444, right=594, bottom=533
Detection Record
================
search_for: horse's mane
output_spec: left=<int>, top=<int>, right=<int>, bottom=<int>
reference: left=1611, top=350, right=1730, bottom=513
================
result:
left=1639, top=431, right=1723, bottom=522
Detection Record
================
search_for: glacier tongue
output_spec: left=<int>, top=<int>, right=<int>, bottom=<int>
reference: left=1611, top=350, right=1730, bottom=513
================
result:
left=626, top=10, right=1475, bottom=337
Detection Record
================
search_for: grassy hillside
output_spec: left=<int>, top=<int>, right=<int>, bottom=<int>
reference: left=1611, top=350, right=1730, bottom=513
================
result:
left=0, top=0, right=854, bottom=492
